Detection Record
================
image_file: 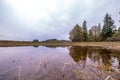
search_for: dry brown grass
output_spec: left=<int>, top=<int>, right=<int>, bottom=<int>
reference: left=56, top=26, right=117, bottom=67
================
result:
left=0, top=41, right=120, bottom=50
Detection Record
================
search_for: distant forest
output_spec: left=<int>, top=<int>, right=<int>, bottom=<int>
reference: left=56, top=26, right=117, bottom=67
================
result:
left=69, top=13, right=120, bottom=42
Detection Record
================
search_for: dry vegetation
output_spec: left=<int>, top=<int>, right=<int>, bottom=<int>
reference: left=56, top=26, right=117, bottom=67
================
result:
left=0, top=41, right=120, bottom=50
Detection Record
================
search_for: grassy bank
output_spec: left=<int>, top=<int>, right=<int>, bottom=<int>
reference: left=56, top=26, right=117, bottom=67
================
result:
left=70, top=42, right=120, bottom=50
left=0, top=41, right=120, bottom=50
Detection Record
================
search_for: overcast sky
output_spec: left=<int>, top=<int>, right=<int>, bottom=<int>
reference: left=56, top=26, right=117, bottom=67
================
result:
left=0, top=0, right=120, bottom=41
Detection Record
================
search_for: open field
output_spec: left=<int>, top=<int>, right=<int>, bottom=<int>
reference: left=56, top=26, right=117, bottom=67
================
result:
left=0, top=40, right=120, bottom=50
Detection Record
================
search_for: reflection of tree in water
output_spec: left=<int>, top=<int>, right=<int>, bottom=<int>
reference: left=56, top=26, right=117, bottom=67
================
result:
left=33, top=45, right=39, bottom=48
left=45, top=45, right=67, bottom=48
left=69, top=46, right=120, bottom=69
left=99, top=49, right=112, bottom=66
left=110, top=50, right=120, bottom=69
left=69, top=46, right=88, bottom=63
left=87, top=48, right=101, bottom=62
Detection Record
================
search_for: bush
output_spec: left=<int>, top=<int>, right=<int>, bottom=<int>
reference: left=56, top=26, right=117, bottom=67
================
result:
left=33, top=39, right=39, bottom=42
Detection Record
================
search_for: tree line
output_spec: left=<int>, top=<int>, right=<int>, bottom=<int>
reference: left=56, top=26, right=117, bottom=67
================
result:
left=69, top=13, right=120, bottom=42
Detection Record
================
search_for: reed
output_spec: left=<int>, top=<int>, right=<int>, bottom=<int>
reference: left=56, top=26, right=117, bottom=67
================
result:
left=18, top=65, right=21, bottom=80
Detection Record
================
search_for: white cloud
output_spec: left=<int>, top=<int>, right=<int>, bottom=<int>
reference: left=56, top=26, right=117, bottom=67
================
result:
left=5, top=0, right=57, bottom=23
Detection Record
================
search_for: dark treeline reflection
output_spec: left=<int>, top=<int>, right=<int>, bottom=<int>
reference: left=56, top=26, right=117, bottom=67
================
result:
left=45, top=45, right=68, bottom=48
left=33, top=45, right=39, bottom=48
left=33, top=45, right=69, bottom=48
left=69, top=46, right=120, bottom=69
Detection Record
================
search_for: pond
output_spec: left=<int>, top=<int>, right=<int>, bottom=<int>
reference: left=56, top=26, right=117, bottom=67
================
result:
left=0, top=46, right=120, bottom=80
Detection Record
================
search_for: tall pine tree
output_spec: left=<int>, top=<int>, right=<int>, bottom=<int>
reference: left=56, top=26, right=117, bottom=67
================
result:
left=98, top=23, right=101, bottom=41
left=101, top=13, right=116, bottom=40
left=82, top=20, right=88, bottom=41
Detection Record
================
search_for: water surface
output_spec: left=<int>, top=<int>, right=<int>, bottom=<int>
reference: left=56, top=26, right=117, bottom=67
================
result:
left=0, top=46, right=120, bottom=80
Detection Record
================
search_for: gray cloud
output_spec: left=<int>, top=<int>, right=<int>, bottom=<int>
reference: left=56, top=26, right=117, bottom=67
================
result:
left=0, top=0, right=120, bottom=40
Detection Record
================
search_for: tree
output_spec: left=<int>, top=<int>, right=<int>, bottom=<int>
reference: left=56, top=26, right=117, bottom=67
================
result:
left=101, top=13, right=116, bottom=40
left=98, top=23, right=101, bottom=35
left=82, top=20, right=88, bottom=41
left=69, top=24, right=82, bottom=42
left=88, top=29, right=94, bottom=41
left=118, top=27, right=120, bottom=32
left=110, top=27, right=120, bottom=41
left=33, top=39, right=39, bottom=42
left=88, top=25, right=101, bottom=41
left=98, top=23, right=102, bottom=41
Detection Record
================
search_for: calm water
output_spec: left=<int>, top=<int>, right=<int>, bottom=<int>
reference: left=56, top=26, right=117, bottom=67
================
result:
left=0, top=46, right=120, bottom=80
